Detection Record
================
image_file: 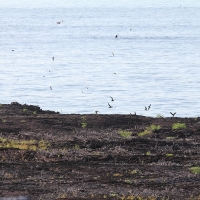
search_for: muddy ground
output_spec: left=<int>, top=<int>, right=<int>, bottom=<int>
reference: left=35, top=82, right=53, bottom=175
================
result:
left=0, top=102, right=200, bottom=200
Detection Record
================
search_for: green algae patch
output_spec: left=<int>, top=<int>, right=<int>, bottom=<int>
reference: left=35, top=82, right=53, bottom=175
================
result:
left=0, top=137, right=50, bottom=151
left=190, top=166, right=200, bottom=175
left=118, top=130, right=132, bottom=138
left=172, top=123, right=186, bottom=130
left=138, top=125, right=161, bottom=137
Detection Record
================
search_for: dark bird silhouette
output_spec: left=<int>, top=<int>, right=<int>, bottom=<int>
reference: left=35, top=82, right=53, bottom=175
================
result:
left=12, top=50, right=14, bottom=51
left=52, top=57, right=54, bottom=61
left=170, top=112, right=176, bottom=117
left=50, top=86, right=52, bottom=90
left=115, top=35, right=118, bottom=38
left=110, top=96, right=115, bottom=101
left=145, top=104, right=151, bottom=111
left=108, top=103, right=113, bottom=108
left=57, top=22, right=61, bottom=24
left=95, top=111, right=99, bottom=114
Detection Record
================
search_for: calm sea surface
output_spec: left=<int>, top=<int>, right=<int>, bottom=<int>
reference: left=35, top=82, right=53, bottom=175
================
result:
left=1, top=0, right=200, bottom=117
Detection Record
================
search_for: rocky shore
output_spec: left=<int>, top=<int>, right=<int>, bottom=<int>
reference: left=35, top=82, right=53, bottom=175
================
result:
left=0, top=103, right=200, bottom=200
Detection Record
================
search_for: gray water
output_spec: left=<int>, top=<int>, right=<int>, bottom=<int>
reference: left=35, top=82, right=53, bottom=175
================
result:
left=1, top=0, right=200, bottom=117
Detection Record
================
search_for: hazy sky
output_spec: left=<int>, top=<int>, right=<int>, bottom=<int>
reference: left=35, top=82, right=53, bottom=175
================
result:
left=1, top=0, right=200, bottom=8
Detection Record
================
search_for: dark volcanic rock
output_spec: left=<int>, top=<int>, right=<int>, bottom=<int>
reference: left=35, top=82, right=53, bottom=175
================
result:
left=0, top=103, right=200, bottom=200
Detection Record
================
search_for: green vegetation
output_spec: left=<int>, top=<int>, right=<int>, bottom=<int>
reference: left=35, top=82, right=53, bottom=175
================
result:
left=166, top=154, right=173, bottom=157
left=109, top=193, right=118, bottom=197
left=146, top=151, right=151, bottom=156
left=118, top=130, right=132, bottom=138
left=0, top=137, right=49, bottom=151
left=74, top=144, right=80, bottom=150
left=129, top=170, right=138, bottom=174
left=113, top=173, right=123, bottom=177
left=33, top=111, right=37, bottom=115
left=23, top=108, right=27, bottom=112
left=138, top=125, right=161, bottom=137
left=156, top=114, right=164, bottom=118
left=81, top=116, right=86, bottom=120
left=150, top=125, right=161, bottom=131
left=138, top=129, right=151, bottom=137
left=80, top=115, right=87, bottom=128
left=190, top=166, right=200, bottom=175
left=81, top=122, right=87, bottom=128
left=124, top=179, right=132, bottom=184
left=172, top=123, right=186, bottom=130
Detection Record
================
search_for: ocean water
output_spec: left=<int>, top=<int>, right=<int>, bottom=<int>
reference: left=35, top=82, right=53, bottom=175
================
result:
left=1, top=0, right=200, bottom=117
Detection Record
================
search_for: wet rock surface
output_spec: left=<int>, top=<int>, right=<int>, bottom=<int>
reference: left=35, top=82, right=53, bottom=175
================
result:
left=0, top=103, right=200, bottom=199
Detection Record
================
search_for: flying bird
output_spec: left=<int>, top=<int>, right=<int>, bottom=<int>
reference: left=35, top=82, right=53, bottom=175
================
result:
left=52, top=57, right=54, bottom=61
left=95, top=111, right=99, bottom=114
left=170, top=112, right=176, bottom=117
left=108, top=103, right=113, bottom=108
left=115, top=35, right=118, bottom=38
left=145, top=104, right=151, bottom=111
left=110, top=96, right=115, bottom=101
